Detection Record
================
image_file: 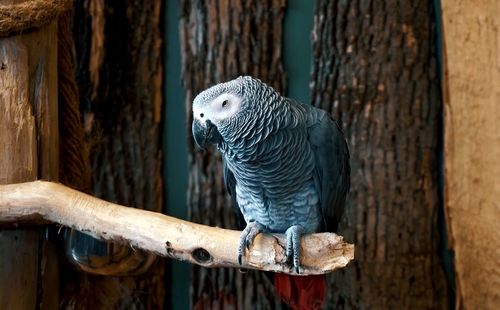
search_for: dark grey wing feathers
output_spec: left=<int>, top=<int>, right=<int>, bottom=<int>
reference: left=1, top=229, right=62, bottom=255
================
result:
left=308, top=110, right=350, bottom=232
left=223, top=158, right=246, bottom=229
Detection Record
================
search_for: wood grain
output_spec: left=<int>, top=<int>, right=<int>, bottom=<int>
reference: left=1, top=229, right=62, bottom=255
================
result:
left=0, top=181, right=354, bottom=275
left=442, top=1, right=500, bottom=308
left=0, top=3, right=59, bottom=306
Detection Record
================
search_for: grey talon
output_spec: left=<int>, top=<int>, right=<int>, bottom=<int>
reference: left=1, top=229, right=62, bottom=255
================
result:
left=237, top=221, right=264, bottom=265
left=285, top=225, right=304, bottom=272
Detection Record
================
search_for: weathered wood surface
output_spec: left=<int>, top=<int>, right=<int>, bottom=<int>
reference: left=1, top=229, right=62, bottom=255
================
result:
left=0, top=181, right=355, bottom=275
left=442, top=1, right=500, bottom=308
left=310, top=0, right=449, bottom=308
left=66, top=1, right=165, bottom=308
left=0, top=4, right=59, bottom=306
left=179, top=0, right=287, bottom=308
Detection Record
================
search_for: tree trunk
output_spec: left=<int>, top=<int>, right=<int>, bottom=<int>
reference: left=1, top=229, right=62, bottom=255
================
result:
left=310, top=1, right=449, bottom=308
left=179, top=0, right=286, bottom=308
left=0, top=10, right=59, bottom=309
left=62, top=1, right=165, bottom=308
left=442, top=1, right=500, bottom=308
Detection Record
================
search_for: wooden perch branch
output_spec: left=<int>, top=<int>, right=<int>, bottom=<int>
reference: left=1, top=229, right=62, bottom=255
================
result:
left=0, top=181, right=354, bottom=275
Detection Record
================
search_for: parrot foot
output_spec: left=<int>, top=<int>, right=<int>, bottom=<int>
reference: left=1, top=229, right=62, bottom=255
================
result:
left=237, top=221, right=265, bottom=265
left=285, top=225, right=304, bottom=273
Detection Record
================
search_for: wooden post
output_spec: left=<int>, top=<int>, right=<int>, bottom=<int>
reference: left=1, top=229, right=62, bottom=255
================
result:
left=309, top=1, right=448, bottom=308
left=441, top=1, right=500, bottom=308
left=0, top=0, right=59, bottom=307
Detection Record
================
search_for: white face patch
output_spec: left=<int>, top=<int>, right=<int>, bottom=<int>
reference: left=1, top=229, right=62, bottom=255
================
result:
left=193, top=93, right=242, bottom=126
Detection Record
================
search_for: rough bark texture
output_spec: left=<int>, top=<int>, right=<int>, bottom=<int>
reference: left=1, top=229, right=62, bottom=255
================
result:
left=0, top=11, right=59, bottom=308
left=64, top=1, right=165, bottom=308
left=179, top=0, right=286, bottom=308
left=310, top=1, right=448, bottom=308
left=442, top=1, right=500, bottom=308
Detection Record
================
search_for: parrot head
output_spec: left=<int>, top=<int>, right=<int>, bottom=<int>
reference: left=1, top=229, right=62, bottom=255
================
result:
left=191, top=76, right=263, bottom=149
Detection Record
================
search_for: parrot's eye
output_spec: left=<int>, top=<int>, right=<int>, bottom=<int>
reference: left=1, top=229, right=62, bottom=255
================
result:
left=200, top=113, right=204, bottom=118
left=222, top=100, right=228, bottom=107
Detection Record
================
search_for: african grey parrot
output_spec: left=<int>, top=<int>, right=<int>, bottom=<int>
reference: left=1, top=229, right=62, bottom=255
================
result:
left=191, top=76, right=350, bottom=309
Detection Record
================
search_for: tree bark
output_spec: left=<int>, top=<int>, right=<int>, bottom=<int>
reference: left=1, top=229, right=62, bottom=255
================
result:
left=310, top=1, right=449, bottom=308
left=442, top=1, right=500, bottom=308
left=179, top=0, right=287, bottom=308
left=63, top=1, right=164, bottom=308
left=0, top=5, right=59, bottom=307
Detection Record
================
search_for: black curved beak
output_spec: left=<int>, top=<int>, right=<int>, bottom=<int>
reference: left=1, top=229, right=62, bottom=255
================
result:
left=192, top=119, right=223, bottom=149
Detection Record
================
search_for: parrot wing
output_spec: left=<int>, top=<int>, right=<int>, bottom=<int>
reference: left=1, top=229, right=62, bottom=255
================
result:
left=223, top=157, right=246, bottom=229
left=307, top=109, right=350, bottom=232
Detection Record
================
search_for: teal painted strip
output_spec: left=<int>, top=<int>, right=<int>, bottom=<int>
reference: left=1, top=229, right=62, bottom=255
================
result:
left=283, top=0, right=314, bottom=104
left=164, top=0, right=190, bottom=308
left=433, top=0, right=455, bottom=307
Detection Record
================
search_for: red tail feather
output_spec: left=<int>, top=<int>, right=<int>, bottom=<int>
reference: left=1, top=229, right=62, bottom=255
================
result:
left=274, top=274, right=326, bottom=310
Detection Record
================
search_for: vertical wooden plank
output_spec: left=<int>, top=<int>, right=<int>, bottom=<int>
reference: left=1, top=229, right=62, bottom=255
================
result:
left=27, top=21, right=60, bottom=310
left=0, top=35, right=39, bottom=310
left=31, top=23, right=59, bottom=182
left=0, top=1, right=60, bottom=306
left=441, top=1, right=500, bottom=308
